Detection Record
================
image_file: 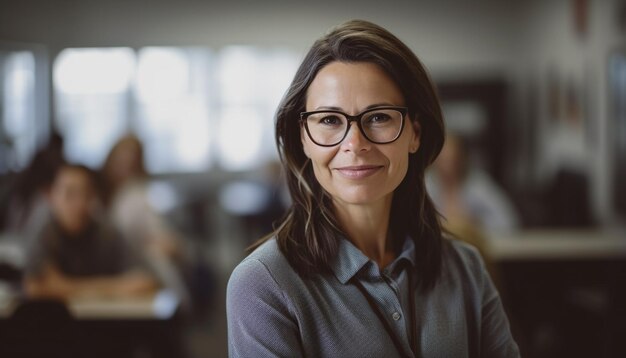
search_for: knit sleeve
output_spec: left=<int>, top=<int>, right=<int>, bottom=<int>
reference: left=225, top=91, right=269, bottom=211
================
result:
left=447, top=238, right=521, bottom=358
left=474, top=249, right=521, bottom=357
left=226, top=258, right=303, bottom=358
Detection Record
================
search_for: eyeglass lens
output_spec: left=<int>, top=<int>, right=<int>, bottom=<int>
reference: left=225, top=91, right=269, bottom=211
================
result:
left=305, top=108, right=403, bottom=146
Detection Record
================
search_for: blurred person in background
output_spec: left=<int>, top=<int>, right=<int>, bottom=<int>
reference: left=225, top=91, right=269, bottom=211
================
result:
left=227, top=20, right=519, bottom=357
left=426, top=133, right=520, bottom=285
left=427, top=132, right=520, bottom=239
left=541, top=82, right=594, bottom=227
left=101, top=134, right=183, bottom=261
left=0, top=132, right=65, bottom=240
left=23, top=164, right=159, bottom=300
left=101, top=134, right=191, bottom=309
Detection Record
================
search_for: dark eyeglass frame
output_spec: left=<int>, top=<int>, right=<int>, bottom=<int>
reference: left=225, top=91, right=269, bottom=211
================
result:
left=300, top=106, right=409, bottom=147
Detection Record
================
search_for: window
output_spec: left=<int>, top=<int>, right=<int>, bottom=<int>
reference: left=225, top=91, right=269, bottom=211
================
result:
left=134, top=47, right=213, bottom=173
left=52, top=46, right=300, bottom=173
left=216, top=46, right=298, bottom=170
left=54, top=48, right=134, bottom=169
left=0, top=50, right=40, bottom=173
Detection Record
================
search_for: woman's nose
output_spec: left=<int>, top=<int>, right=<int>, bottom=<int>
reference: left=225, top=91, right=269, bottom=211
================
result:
left=340, top=122, right=371, bottom=152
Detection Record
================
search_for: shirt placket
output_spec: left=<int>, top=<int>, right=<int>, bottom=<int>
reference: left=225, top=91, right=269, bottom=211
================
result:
left=360, top=265, right=413, bottom=356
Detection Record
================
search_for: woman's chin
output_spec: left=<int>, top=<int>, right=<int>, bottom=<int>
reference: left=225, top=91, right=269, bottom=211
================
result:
left=332, top=190, right=390, bottom=208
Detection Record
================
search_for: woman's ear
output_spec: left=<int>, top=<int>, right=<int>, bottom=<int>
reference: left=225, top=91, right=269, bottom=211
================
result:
left=301, top=129, right=310, bottom=158
left=409, top=119, right=421, bottom=154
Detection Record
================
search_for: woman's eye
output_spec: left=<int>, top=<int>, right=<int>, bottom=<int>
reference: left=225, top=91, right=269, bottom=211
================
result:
left=365, top=113, right=391, bottom=124
left=319, top=115, right=342, bottom=125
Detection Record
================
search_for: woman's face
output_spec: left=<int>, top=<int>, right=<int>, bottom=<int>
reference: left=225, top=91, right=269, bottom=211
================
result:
left=302, top=61, right=420, bottom=208
left=49, top=167, right=96, bottom=235
left=108, top=139, right=142, bottom=185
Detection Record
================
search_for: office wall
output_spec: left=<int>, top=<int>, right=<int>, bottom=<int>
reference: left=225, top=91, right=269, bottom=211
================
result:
left=0, top=0, right=623, bottom=223
left=0, top=0, right=525, bottom=73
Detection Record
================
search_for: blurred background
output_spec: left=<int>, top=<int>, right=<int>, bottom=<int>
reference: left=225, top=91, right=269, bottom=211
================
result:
left=0, top=0, right=625, bottom=357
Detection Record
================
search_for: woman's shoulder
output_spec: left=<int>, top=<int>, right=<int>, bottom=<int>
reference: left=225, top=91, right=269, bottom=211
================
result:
left=237, top=238, right=291, bottom=274
left=245, top=237, right=286, bottom=261
left=443, top=235, right=481, bottom=258
left=441, top=236, right=487, bottom=280
left=227, top=238, right=297, bottom=295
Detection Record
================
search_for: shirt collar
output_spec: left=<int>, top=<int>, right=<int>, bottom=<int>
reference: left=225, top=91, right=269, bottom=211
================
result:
left=330, top=236, right=416, bottom=285
left=395, top=237, right=416, bottom=268
left=385, top=237, right=416, bottom=279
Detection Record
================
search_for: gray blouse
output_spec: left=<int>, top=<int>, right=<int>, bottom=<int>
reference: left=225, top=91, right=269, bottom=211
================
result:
left=227, top=236, right=520, bottom=357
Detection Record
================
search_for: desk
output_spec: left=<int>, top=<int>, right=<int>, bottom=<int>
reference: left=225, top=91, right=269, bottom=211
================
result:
left=485, top=229, right=626, bottom=261
left=0, top=290, right=184, bottom=358
left=0, top=233, right=188, bottom=357
left=69, top=289, right=179, bottom=319
left=485, top=230, right=626, bottom=358
left=0, top=288, right=179, bottom=319
left=0, top=234, right=179, bottom=320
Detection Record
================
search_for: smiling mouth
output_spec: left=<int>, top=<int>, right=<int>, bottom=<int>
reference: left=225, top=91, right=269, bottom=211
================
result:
left=334, top=165, right=383, bottom=179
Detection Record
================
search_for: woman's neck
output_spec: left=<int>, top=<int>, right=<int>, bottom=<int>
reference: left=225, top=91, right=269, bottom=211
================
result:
left=333, top=197, right=395, bottom=269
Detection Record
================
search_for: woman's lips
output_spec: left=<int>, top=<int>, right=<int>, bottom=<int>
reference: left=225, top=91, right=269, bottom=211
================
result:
left=334, top=165, right=383, bottom=179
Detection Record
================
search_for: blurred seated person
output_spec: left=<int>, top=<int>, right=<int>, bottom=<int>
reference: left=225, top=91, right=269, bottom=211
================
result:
left=101, top=134, right=191, bottom=308
left=0, top=132, right=65, bottom=240
left=102, top=134, right=185, bottom=264
left=427, top=133, right=520, bottom=239
left=23, top=164, right=160, bottom=300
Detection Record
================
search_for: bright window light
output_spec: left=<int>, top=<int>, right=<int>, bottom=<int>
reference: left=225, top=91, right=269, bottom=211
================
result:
left=51, top=46, right=299, bottom=173
left=53, top=48, right=134, bottom=168
left=137, top=98, right=212, bottom=173
left=136, top=47, right=189, bottom=101
left=2, top=51, right=36, bottom=172
left=261, top=49, right=300, bottom=109
left=134, top=47, right=212, bottom=173
left=54, top=48, right=134, bottom=94
left=217, top=107, right=263, bottom=171
left=3, top=52, right=34, bottom=137
left=176, top=103, right=211, bottom=168
left=215, top=47, right=299, bottom=171
left=218, top=46, right=261, bottom=105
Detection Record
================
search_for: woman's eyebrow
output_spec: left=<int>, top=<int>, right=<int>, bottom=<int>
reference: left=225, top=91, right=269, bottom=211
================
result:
left=314, top=105, right=344, bottom=111
left=313, top=102, right=398, bottom=112
left=363, top=102, right=397, bottom=110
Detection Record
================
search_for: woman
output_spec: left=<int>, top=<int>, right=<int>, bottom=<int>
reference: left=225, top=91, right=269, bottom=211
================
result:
left=227, top=20, right=520, bottom=357
left=101, top=134, right=192, bottom=309
left=101, top=134, right=183, bottom=262
left=427, top=133, right=520, bottom=236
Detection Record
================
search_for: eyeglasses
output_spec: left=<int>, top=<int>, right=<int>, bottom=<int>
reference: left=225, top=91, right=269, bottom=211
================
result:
left=300, top=106, right=408, bottom=147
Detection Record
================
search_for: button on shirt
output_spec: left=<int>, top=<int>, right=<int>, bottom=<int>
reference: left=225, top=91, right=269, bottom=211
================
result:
left=227, top=237, right=520, bottom=358
left=339, top=237, right=417, bottom=356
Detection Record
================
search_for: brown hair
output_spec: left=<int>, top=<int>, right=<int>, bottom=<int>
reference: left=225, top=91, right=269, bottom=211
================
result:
left=253, top=20, right=446, bottom=290
left=100, top=134, right=147, bottom=206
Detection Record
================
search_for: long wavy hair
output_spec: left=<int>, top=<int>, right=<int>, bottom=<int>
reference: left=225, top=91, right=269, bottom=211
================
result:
left=252, top=20, right=446, bottom=291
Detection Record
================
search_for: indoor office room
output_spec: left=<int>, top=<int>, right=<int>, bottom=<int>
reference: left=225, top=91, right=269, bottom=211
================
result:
left=0, top=0, right=625, bottom=357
